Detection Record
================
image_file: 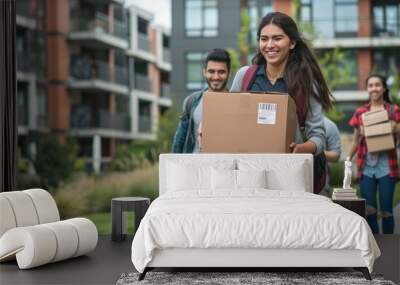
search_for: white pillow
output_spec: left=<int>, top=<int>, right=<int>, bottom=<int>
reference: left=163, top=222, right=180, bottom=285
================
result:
left=167, top=162, right=211, bottom=191
left=236, top=169, right=267, bottom=189
left=266, top=163, right=307, bottom=191
left=238, top=159, right=308, bottom=192
left=211, top=168, right=236, bottom=190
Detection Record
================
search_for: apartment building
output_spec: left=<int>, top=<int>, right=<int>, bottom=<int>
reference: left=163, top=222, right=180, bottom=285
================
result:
left=16, top=0, right=172, bottom=172
left=171, top=0, right=400, bottom=135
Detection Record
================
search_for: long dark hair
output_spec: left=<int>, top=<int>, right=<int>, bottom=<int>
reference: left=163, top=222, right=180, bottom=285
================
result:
left=365, top=74, right=391, bottom=103
left=252, top=12, right=332, bottom=116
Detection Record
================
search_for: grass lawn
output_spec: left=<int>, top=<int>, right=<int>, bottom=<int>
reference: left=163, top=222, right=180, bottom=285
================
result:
left=86, top=212, right=135, bottom=235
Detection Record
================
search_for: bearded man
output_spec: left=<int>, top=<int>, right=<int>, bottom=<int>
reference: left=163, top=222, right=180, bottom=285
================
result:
left=172, top=49, right=231, bottom=153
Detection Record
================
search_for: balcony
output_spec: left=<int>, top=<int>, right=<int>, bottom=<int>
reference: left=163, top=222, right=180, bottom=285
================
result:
left=69, top=56, right=129, bottom=94
left=97, top=110, right=130, bottom=131
left=162, top=48, right=171, bottom=63
left=17, top=53, right=33, bottom=73
left=138, top=116, right=152, bottom=133
left=134, top=74, right=152, bottom=92
left=160, top=83, right=170, bottom=98
left=114, top=65, right=129, bottom=86
left=373, top=20, right=400, bottom=38
left=17, top=106, right=28, bottom=126
left=71, top=106, right=130, bottom=132
left=69, top=12, right=128, bottom=50
left=37, top=115, right=47, bottom=128
left=138, top=33, right=150, bottom=51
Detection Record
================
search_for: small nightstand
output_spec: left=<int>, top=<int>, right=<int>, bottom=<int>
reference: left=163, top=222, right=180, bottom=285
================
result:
left=111, top=197, right=150, bottom=242
left=332, top=198, right=366, bottom=218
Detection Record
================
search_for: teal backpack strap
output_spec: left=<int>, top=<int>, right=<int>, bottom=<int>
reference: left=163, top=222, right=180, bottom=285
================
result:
left=181, top=92, right=198, bottom=120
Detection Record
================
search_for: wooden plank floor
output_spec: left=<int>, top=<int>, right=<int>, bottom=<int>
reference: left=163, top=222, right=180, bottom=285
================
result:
left=1, top=234, right=398, bottom=284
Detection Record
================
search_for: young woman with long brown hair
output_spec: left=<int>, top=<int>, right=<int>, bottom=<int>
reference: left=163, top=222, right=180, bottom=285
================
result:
left=348, top=74, right=400, bottom=234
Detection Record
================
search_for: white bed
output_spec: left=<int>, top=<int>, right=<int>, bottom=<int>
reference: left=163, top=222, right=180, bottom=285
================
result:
left=131, top=154, right=380, bottom=280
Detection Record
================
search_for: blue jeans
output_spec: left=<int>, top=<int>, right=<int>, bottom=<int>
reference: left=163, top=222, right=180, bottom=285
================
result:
left=360, top=175, right=396, bottom=234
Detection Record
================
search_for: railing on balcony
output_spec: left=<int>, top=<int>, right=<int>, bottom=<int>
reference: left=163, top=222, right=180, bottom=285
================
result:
left=160, top=83, right=170, bottom=98
left=95, top=60, right=110, bottom=82
left=162, top=48, right=171, bottom=63
left=373, top=19, right=400, bottom=37
left=113, top=19, right=128, bottom=39
left=71, top=105, right=130, bottom=131
left=70, top=11, right=128, bottom=40
left=97, top=110, right=130, bottom=131
left=138, top=33, right=150, bottom=51
left=17, top=106, right=28, bottom=126
left=114, top=65, right=128, bottom=86
left=37, top=115, right=47, bottom=128
left=17, top=53, right=33, bottom=72
left=70, top=56, right=128, bottom=86
left=134, top=74, right=152, bottom=92
left=139, top=116, right=152, bottom=133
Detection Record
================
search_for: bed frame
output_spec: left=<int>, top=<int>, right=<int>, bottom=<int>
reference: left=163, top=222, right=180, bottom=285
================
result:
left=138, top=154, right=372, bottom=281
left=139, top=248, right=370, bottom=280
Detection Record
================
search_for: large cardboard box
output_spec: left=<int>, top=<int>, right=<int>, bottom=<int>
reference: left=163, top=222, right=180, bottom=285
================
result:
left=362, top=109, right=389, bottom=126
left=201, top=91, right=297, bottom=153
left=366, top=134, right=395, bottom=153
left=362, top=110, right=395, bottom=152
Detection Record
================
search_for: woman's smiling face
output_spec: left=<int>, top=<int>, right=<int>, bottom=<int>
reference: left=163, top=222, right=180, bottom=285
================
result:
left=367, top=76, right=386, bottom=102
left=258, top=23, right=295, bottom=67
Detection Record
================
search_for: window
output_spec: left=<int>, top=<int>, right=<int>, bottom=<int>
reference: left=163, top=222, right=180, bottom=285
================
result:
left=185, top=0, right=218, bottom=37
left=186, top=52, right=206, bottom=90
left=334, top=0, right=358, bottom=37
left=37, top=84, right=47, bottom=128
left=299, top=0, right=358, bottom=38
left=372, top=1, right=400, bottom=37
left=138, top=17, right=148, bottom=35
left=17, top=82, right=29, bottom=126
left=300, top=0, right=334, bottom=38
left=373, top=48, right=400, bottom=78
left=248, top=0, right=273, bottom=43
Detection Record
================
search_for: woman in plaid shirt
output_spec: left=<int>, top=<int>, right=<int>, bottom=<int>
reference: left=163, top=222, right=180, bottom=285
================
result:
left=348, top=74, right=400, bottom=234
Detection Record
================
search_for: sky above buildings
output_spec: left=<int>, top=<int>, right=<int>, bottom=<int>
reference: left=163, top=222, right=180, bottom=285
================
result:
left=125, top=0, right=171, bottom=29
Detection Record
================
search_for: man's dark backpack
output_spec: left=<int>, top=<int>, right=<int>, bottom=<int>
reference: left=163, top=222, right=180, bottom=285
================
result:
left=241, top=65, right=327, bottom=194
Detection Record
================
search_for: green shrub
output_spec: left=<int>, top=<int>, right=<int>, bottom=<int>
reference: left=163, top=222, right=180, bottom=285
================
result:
left=17, top=159, right=30, bottom=174
left=328, top=160, right=356, bottom=187
left=34, top=135, right=79, bottom=189
left=54, top=164, right=159, bottom=218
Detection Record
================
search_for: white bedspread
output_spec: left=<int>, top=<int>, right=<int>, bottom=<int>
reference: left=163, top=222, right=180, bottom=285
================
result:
left=131, top=190, right=380, bottom=273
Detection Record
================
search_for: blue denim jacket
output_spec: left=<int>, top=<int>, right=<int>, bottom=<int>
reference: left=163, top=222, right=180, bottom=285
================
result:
left=171, top=90, right=204, bottom=153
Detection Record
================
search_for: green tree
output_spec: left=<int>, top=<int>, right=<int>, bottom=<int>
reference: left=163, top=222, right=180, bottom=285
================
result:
left=390, top=68, right=400, bottom=106
left=238, top=8, right=252, bottom=65
left=34, top=136, right=79, bottom=189
left=111, top=108, right=181, bottom=172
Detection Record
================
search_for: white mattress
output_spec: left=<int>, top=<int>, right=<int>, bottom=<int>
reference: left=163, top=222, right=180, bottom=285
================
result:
left=131, top=190, right=380, bottom=273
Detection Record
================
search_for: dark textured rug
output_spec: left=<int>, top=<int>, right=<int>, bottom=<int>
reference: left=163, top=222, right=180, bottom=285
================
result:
left=116, top=271, right=396, bottom=285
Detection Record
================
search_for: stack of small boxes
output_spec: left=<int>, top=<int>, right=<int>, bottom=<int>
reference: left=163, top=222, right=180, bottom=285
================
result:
left=332, top=188, right=357, bottom=200
left=362, top=109, right=395, bottom=152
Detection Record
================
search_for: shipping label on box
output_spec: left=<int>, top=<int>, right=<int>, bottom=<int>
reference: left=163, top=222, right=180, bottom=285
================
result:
left=257, top=103, right=277, bottom=124
left=201, top=91, right=297, bottom=153
left=362, top=109, right=389, bottom=126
